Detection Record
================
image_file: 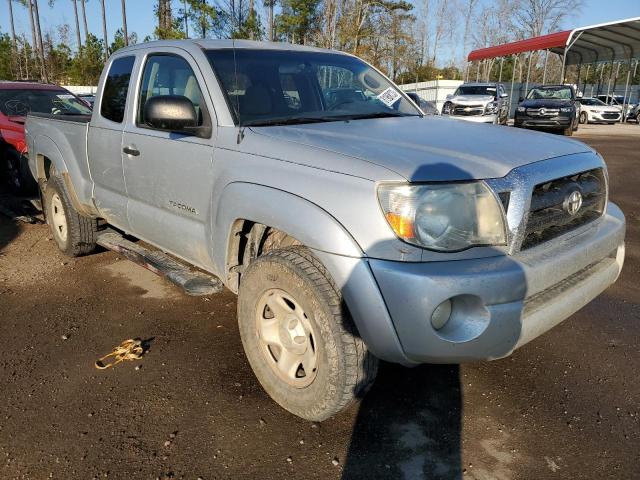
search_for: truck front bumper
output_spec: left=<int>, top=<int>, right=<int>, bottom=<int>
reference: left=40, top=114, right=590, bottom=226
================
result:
left=368, top=203, right=625, bottom=363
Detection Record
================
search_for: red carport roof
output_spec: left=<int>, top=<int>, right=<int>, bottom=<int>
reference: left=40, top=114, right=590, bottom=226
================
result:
left=468, top=17, right=640, bottom=65
left=468, top=30, right=571, bottom=61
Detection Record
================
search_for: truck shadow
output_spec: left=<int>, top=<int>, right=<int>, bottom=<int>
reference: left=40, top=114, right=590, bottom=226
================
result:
left=341, top=362, right=462, bottom=480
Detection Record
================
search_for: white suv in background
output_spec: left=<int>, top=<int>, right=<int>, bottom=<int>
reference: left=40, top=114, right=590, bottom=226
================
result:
left=441, top=83, right=510, bottom=125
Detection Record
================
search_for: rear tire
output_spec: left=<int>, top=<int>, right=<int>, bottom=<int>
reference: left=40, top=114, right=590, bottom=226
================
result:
left=44, top=175, right=98, bottom=257
left=563, top=126, right=573, bottom=136
left=237, top=246, right=378, bottom=421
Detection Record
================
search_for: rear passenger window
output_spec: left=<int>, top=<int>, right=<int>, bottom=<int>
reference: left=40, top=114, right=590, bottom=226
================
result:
left=137, top=55, right=205, bottom=128
left=101, top=56, right=135, bottom=123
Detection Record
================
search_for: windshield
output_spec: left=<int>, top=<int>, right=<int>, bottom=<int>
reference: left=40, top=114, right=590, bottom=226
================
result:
left=206, top=49, right=420, bottom=126
left=527, top=86, right=573, bottom=100
left=580, top=98, right=606, bottom=106
left=454, top=85, right=496, bottom=97
left=0, top=89, right=92, bottom=116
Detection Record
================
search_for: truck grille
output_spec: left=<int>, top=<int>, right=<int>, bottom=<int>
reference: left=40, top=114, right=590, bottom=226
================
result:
left=453, top=104, right=484, bottom=116
left=521, top=168, right=606, bottom=250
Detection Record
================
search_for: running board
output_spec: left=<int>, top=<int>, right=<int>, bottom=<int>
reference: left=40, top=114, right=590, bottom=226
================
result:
left=97, top=230, right=224, bottom=296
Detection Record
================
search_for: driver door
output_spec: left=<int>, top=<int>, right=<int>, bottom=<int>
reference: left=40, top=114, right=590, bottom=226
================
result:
left=122, top=49, right=216, bottom=269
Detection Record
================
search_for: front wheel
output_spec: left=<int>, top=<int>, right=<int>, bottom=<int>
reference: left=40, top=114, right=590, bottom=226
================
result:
left=237, top=246, right=378, bottom=421
left=579, top=111, right=588, bottom=124
left=562, top=126, right=574, bottom=136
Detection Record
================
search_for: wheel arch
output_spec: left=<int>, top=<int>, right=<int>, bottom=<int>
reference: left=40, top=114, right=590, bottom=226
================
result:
left=213, top=182, right=363, bottom=293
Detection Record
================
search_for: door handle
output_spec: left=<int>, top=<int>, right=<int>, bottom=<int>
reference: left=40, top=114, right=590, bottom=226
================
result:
left=123, top=146, right=140, bottom=156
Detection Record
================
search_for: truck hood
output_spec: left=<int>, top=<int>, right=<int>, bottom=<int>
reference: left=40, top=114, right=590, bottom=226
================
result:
left=251, top=116, right=592, bottom=181
left=449, top=95, right=495, bottom=105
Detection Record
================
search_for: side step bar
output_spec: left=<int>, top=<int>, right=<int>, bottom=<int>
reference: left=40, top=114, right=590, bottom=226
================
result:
left=97, top=229, right=224, bottom=296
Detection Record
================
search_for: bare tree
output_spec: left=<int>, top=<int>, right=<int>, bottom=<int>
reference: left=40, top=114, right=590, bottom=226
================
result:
left=72, top=0, right=82, bottom=53
left=100, top=0, right=108, bottom=61
left=121, top=0, right=129, bottom=46
left=513, top=0, right=584, bottom=39
left=33, top=0, right=47, bottom=80
left=80, top=0, right=89, bottom=45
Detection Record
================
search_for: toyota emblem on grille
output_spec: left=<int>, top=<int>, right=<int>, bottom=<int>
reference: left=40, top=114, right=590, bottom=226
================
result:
left=564, top=190, right=583, bottom=216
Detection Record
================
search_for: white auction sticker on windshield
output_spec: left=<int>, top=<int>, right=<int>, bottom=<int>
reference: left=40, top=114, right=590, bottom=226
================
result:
left=56, top=94, right=74, bottom=99
left=377, top=87, right=402, bottom=107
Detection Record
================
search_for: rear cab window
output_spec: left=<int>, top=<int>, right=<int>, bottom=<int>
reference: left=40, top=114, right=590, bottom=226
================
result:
left=101, top=56, right=136, bottom=123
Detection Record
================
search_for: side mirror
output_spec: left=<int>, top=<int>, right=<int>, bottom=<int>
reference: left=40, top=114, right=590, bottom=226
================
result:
left=500, top=92, right=509, bottom=98
left=144, top=95, right=198, bottom=133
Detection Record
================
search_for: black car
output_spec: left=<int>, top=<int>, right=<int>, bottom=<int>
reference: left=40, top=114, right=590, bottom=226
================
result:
left=514, top=85, right=579, bottom=136
left=406, top=92, right=440, bottom=115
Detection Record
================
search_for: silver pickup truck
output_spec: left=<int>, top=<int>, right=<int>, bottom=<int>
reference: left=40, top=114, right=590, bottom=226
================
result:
left=26, top=40, right=625, bottom=421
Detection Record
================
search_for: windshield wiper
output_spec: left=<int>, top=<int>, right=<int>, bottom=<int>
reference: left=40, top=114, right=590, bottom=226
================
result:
left=339, top=112, right=421, bottom=120
left=242, top=115, right=346, bottom=127
left=243, top=111, right=419, bottom=127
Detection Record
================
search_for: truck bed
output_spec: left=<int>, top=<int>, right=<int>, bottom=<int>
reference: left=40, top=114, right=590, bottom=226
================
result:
left=25, top=113, right=94, bottom=213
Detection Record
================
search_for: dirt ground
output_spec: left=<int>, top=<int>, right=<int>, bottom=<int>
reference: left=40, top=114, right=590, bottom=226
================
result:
left=0, top=123, right=638, bottom=480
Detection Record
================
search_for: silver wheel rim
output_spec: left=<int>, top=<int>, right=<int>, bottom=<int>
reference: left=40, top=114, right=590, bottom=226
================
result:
left=255, top=288, right=318, bottom=388
left=50, top=193, right=68, bottom=242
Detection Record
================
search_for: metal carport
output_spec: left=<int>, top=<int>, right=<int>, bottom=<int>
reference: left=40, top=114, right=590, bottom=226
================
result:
left=466, top=17, right=640, bottom=119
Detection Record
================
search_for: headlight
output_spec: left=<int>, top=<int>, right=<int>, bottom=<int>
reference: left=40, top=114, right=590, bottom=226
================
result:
left=516, top=106, right=525, bottom=112
left=560, top=107, right=573, bottom=113
left=485, top=101, right=499, bottom=114
left=377, top=182, right=507, bottom=251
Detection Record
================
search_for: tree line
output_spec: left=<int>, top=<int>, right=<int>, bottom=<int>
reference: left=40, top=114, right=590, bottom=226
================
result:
left=4, top=0, right=636, bottom=89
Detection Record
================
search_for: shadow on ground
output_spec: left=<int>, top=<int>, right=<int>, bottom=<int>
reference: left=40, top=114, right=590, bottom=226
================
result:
left=342, top=363, right=462, bottom=480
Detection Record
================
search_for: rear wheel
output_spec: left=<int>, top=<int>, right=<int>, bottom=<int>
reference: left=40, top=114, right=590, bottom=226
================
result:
left=562, top=125, right=573, bottom=136
left=44, top=174, right=98, bottom=256
left=237, top=246, right=378, bottom=421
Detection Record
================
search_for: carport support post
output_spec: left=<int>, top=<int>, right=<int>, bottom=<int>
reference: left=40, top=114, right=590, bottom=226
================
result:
left=498, top=57, right=504, bottom=83
left=605, top=59, right=615, bottom=99
left=509, top=55, right=518, bottom=114
left=542, top=49, right=549, bottom=85
left=622, top=57, right=632, bottom=122
left=524, top=51, right=533, bottom=96
left=560, top=52, right=567, bottom=83
left=476, top=61, right=480, bottom=82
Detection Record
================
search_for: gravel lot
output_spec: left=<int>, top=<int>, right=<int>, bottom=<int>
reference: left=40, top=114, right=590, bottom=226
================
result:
left=0, top=123, right=638, bottom=480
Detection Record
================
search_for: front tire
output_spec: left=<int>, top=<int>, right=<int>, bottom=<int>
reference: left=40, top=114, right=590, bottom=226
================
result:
left=579, top=111, right=588, bottom=124
left=44, top=175, right=98, bottom=257
left=237, top=246, right=378, bottom=421
left=563, top=125, right=573, bottom=136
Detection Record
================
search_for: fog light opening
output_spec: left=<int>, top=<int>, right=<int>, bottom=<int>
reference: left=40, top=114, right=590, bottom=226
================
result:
left=431, top=299, right=452, bottom=330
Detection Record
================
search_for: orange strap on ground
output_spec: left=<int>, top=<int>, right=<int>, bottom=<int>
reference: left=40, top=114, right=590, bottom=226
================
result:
left=95, top=339, right=144, bottom=369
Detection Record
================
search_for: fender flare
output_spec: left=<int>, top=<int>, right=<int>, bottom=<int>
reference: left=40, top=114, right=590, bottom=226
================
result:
left=212, top=182, right=363, bottom=278
left=33, top=135, right=93, bottom=217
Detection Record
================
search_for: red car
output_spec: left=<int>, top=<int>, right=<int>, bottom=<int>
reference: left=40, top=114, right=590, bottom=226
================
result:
left=0, top=81, right=92, bottom=193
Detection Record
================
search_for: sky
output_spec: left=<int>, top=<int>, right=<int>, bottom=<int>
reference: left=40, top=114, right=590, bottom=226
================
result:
left=0, top=0, right=639, bottom=56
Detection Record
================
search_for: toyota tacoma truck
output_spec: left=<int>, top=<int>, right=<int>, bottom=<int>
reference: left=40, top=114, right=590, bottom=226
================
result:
left=25, top=40, right=625, bottom=421
left=441, top=82, right=510, bottom=124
